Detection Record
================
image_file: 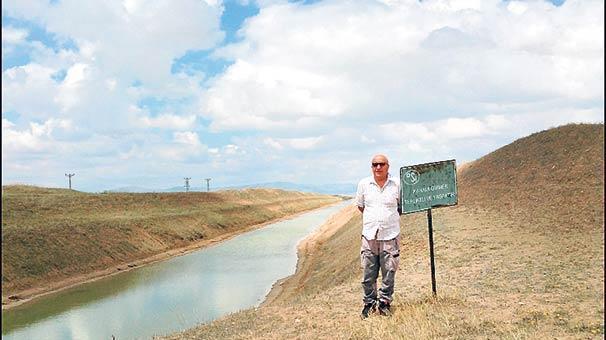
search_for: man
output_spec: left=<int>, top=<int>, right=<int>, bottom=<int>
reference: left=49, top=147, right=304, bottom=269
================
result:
left=355, top=154, right=401, bottom=319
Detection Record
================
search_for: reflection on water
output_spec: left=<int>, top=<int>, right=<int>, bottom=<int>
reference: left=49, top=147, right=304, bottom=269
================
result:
left=2, top=272, right=140, bottom=333
left=2, top=201, right=352, bottom=340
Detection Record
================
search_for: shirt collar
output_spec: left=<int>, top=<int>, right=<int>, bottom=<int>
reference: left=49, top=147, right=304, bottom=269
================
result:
left=368, top=174, right=396, bottom=186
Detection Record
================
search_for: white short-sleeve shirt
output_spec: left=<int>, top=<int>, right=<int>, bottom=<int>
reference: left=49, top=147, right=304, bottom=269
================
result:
left=355, top=175, right=401, bottom=240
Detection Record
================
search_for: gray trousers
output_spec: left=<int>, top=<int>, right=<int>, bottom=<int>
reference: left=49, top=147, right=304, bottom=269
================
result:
left=360, top=236, right=400, bottom=305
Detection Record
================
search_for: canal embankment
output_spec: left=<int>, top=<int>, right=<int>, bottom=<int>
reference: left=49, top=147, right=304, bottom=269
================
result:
left=2, top=200, right=353, bottom=339
left=262, top=203, right=359, bottom=306
left=2, top=186, right=345, bottom=310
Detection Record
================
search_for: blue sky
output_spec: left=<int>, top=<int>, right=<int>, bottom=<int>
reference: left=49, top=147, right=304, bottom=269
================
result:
left=2, top=0, right=604, bottom=192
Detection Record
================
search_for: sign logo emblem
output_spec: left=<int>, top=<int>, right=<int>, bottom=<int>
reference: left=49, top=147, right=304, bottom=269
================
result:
left=403, top=169, right=420, bottom=185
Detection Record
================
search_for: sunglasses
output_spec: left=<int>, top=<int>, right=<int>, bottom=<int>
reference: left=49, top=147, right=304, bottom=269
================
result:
left=371, top=162, right=387, bottom=168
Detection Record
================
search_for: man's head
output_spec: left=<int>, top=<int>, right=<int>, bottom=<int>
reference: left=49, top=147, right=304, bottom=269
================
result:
left=370, top=154, right=390, bottom=181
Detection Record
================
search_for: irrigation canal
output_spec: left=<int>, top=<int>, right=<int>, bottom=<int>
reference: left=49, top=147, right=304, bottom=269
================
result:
left=2, top=200, right=352, bottom=340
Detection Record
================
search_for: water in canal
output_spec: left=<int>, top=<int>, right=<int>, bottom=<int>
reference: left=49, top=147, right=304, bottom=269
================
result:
left=2, top=201, right=352, bottom=340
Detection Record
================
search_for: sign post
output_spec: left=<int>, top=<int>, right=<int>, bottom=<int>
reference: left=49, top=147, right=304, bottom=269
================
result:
left=400, top=160, right=458, bottom=296
left=427, top=208, right=436, bottom=295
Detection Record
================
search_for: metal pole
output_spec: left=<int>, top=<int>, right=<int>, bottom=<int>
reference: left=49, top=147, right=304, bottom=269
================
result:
left=205, top=178, right=211, bottom=192
left=65, top=173, right=75, bottom=190
left=427, top=208, right=437, bottom=296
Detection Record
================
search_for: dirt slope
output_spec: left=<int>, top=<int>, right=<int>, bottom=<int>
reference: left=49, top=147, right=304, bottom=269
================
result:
left=459, top=123, right=604, bottom=228
left=163, top=123, right=604, bottom=339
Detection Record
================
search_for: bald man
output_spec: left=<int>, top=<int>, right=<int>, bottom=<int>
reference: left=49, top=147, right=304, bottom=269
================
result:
left=355, top=154, right=401, bottom=319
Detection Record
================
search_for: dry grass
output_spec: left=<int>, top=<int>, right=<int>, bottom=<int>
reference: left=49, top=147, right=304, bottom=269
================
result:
left=459, top=123, right=604, bottom=229
left=1, top=186, right=343, bottom=304
left=160, top=123, right=604, bottom=339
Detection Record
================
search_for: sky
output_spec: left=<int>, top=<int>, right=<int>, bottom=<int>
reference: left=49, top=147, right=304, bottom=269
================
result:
left=2, top=0, right=604, bottom=192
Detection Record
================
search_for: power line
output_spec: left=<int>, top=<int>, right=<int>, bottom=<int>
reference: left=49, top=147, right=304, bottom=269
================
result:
left=205, top=178, right=211, bottom=192
left=184, top=177, right=191, bottom=192
left=65, top=173, right=75, bottom=190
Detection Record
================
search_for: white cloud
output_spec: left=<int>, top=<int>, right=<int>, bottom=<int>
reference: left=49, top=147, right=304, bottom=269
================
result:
left=2, top=0, right=224, bottom=131
left=118, top=144, right=145, bottom=161
left=2, top=118, right=72, bottom=153
left=286, top=136, right=323, bottom=150
left=123, top=0, right=146, bottom=14
left=55, top=63, right=91, bottom=111
left=434, top=117, right=496, bottom=139
left=203, top=60, right=347, bottom=132
left=263, top=137, right=283, bottom=150
left=223, top=144, right=240, bottom=155
left=106, top=78, right=118, bottom=91
left=3, top=0, right=224, bottom=86
left=154, top=131, right=207, bottom=161
left=2, top=26, right=28, bottom=44
left=2, top=63, right=61, bottom=119
left=139, top=114, right=196, bottom=130
left=173, top=131, right=202, bottom=147
left=2, top=0, right=603, bottom=191
left=507, top=1, right=528, bottom=15
left=201, top=0, right=603, bottom=134
left=423, top=0, right=484, bottom=12
left=2, top=118, right=15, bottom=129
left=379, top=114, right=514, bottom=145
left=263, top=136, right=323, bottom=151
left=360, top=135, right=376, bottom=144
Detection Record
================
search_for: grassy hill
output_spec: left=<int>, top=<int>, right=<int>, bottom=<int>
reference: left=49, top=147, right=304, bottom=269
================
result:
left=459, top=123, right=603, bottom=228
left=1, top=187, right=343, bottom=304
left=163, top=123, right=604, bottom=339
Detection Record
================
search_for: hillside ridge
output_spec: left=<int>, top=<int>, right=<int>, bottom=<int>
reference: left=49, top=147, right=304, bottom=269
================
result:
left=459, top=123, right=604, bottom=228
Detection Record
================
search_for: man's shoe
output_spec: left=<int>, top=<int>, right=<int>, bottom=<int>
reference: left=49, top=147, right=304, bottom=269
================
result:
left=378, top=301, right=391, bottom=316
left=360, top=302, right=376, bottom=319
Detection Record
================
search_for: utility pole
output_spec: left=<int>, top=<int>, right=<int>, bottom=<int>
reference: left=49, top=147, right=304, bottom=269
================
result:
left=205, top=178, right=211, bottom=192
left=65, top=173, right=75, bottom=190
left=184, top=177, right=191, bottom=192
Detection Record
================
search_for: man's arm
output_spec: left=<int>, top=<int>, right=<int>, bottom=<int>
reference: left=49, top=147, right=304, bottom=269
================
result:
left=355, top=180, right=364, bottom=214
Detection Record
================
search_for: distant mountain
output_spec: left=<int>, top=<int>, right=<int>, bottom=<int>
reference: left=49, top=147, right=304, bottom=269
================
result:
left=106, top=182, right=356, bottom=195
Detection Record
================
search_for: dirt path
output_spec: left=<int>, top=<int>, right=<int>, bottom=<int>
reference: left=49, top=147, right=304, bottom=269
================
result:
left=2, top=202, right=343, bottom=310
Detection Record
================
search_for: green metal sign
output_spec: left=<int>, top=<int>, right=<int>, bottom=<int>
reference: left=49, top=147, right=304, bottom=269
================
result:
left=400, top=160, right=458, bottom=214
